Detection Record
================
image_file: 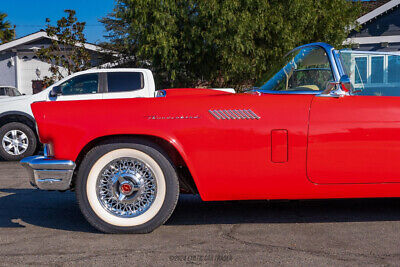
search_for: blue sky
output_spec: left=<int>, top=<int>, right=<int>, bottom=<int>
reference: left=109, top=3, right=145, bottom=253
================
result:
left=2, top=0, right=117, bottom=44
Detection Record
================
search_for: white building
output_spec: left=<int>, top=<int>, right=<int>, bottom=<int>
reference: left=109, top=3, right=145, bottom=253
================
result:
left=0, top=31, right=105, bottom=95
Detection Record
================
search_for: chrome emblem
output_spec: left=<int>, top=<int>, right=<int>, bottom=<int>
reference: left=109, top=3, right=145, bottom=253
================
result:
left=209, top=109, right=260, bottom=120
left=147, top=115, right=200, bottom=120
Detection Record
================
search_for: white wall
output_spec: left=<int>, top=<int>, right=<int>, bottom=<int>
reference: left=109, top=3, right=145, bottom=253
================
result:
left=16, top=52, right=68, bottom=95
left=0, top=52, right=17, bottom=88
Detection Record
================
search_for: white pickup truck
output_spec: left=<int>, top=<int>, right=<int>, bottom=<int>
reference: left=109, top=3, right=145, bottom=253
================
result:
left=0, top=68, right=158, bottom=161
left=0, top=68, right=234, bottom=161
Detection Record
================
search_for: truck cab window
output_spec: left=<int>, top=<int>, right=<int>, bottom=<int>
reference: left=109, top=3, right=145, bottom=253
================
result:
left=60, top=74, right=99, bottom=95
left=107, top=72, right=144, bottom=92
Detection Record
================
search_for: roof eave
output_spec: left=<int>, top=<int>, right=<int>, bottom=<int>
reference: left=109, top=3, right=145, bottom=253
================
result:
left=357, top=0, right=400, bottom=25
left=0, top=31, right=107, bottom=53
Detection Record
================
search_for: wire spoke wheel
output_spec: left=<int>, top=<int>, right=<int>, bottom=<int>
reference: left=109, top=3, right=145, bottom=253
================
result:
left=96, top=157, right=157, bottom=218
left=77, top=142, right=179, bottom=233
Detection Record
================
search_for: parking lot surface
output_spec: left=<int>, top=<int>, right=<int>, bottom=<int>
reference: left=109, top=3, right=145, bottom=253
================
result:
left=1, top=160, right=400, bottom=266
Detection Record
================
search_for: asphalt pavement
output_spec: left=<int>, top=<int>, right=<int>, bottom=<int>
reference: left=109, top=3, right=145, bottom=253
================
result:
left=1, top=160, right=400, bottom=266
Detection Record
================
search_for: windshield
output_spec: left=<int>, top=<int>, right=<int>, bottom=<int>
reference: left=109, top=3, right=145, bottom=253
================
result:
left=13, top=88, right=21, bottom=96
left=340, top=50, right=400, bottom=96
left=255, top=46, right=334, bottom=93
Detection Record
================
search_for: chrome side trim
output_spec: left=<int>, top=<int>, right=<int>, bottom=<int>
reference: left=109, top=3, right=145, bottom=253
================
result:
left=147, top=115, right=200, bottom=120
left=209, top=109, right=260, bottom=120
left=20, top=155, right=76, bottom=191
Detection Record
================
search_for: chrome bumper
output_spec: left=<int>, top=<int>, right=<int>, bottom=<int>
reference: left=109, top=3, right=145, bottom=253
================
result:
left=20, top=156, right=76, bottom=191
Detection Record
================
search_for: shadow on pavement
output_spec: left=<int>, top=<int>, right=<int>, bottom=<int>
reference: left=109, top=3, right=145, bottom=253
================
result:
left=0, top=189, right=96, bottom=233
left=1, top=189, right=400, bottom=232
left=167, top=194, right=400, bottom=225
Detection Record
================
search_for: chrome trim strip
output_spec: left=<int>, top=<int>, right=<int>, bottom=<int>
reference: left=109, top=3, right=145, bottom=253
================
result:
left=333, top=49, right=346, bottom=78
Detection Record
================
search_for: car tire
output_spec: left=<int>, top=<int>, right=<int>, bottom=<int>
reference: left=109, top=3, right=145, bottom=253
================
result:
left=75, top=140, right=179, bottom=234
left=0, top=122, right=37, bottom=161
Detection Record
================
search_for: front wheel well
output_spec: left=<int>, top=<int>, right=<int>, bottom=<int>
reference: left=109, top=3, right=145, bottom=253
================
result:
left=73, top=135, right=198, bottom=194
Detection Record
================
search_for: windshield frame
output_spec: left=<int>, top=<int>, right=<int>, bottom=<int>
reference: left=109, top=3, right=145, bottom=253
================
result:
left=253, top=42, right=343, bottom=95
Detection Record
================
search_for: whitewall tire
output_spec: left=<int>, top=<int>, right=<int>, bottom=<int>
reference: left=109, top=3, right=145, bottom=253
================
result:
left=76, top=140, right=179, bottom=233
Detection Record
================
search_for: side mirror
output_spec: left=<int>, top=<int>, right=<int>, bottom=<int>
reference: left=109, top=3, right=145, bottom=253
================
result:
left=326, top=75, right=352, bottom=97
left=338, top=75, right=351, bottom=92
left=49, top=86, right=62, bottom=97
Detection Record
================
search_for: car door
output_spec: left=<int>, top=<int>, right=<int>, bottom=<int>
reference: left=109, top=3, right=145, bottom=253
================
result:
left=49, top=73, right=103, bottom=101
left=307, top=51, right=400, bottom=184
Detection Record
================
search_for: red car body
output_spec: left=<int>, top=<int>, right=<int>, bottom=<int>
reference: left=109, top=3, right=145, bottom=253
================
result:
left=31, top=88, right=400, bottom=201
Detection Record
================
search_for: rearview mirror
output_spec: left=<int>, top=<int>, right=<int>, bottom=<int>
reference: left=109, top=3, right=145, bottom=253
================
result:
left=321, top=75, right=352, bottom=97
left=49, top=86, right=62, bottom=97
left=329, top=75, right=351, bottom=92
left=327, top=74, right=352, bottom=95
left=338, top=75, right=351, bottom=92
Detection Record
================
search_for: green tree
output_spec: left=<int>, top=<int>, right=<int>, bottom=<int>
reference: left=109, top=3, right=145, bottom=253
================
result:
left=102, top=0, right=361, bottom=89
left=36, top=10, right=92, bottom=86
left=0, top=12, right=15, bottom=44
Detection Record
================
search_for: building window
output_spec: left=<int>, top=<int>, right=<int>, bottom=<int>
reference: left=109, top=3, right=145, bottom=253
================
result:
left=355, top=57, right=367, bottom=84
left=388, top=55, right=400, bottom=83
left=371, top=56, right=384, bottom=83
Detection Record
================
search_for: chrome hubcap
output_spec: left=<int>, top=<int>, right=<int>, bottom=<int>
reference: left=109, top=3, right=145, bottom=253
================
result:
left=1, top=130, right=29, bottom=156
left=96, top=157, right=157, bottom=218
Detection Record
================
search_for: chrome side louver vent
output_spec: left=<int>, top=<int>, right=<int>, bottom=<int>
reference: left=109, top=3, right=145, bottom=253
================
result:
left=209, top=109, right=260, bottom=120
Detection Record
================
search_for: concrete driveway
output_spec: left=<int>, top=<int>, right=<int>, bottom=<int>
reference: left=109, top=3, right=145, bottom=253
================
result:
left=1, top=160, right=400, bottom=266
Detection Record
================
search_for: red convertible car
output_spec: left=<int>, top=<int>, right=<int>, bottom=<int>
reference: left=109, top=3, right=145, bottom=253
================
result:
left=21, top=43, right=400, bottom=233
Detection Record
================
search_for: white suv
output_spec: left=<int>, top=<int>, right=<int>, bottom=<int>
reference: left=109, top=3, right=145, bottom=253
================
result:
left=0, top=68, right=156, bottom=161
